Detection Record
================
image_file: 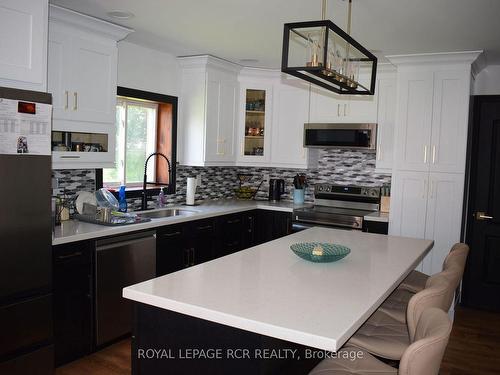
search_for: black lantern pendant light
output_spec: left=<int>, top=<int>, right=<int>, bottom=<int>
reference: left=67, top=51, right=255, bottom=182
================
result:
left=281, top=0, right=377, bottom=95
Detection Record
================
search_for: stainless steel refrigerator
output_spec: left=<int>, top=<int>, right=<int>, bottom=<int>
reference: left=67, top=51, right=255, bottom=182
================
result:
left=0, top=87, right=54, bottom=374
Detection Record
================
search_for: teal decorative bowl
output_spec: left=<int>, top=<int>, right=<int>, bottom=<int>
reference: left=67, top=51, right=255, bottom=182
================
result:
left=290, top=242, right=351, bottom=263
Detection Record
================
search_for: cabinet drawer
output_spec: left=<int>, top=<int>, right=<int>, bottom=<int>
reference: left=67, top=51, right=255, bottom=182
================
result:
left=0, top=344, right=54, bottom=375
left=157, top=224, right=185, bottom=239
left=0, top=294, right=52, bottom=356
left=53, top=241, right=91, bottom=266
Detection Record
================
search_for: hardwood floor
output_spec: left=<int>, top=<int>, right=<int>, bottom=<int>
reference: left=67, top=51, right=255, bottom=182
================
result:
left=56, top=306, right=500, bottom=375
left=55, top=340, right=130, bottom=375
left=440, top=306, right=500, bottom=375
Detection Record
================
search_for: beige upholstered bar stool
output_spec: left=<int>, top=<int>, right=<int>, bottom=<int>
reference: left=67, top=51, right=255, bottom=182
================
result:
left=399, top=243, right=469, bottom=293
left=308, top=308, right=452, bottom=375
left=346, top=274, right=451, bottom=360
left=379, top=243, right=469, bottom=323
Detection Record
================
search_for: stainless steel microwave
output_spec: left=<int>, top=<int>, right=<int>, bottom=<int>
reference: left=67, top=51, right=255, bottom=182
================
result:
left=303, top=123, right=377, bottom=150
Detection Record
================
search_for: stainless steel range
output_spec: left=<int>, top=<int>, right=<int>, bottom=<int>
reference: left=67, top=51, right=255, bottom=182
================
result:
left=293, top=184, right=381, bottom=232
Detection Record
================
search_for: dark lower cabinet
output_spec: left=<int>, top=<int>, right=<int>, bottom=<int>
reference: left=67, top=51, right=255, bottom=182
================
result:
left=215, top=213, right=244, bottom=258
left=362, top=220, right=389, bottom=234
left=0, top=344, right=54, bottom=375
left=156, top=224, right=187, bottom=276
left=53, top=241, right=92, bottom=366
left=242, top=210, right=258, bottom=248
left=189, top=218, right=217, bottom=265
left=256, top=210, right=293, bottom=244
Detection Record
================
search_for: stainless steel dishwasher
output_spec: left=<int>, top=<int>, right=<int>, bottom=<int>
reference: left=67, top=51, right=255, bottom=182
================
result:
left=95, top=231, right=156, bottom=346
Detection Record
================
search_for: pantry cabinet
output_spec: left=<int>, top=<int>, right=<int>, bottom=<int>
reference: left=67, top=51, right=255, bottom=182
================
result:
left=48, top=5, right=132, bottom=169
left=0, top=0, right=48, bottom=92
left=388, top=52, right=480, bottom=275
left=178, top=55, right=240, bottom=166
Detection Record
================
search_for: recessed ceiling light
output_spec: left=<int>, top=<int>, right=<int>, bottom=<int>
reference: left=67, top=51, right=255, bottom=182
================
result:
left=240, top=59, right=259, bottom=64
left=107, top=10, right=134, bottom=20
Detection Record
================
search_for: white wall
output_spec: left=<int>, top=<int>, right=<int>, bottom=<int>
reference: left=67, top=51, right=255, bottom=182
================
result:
left=117, top=41, right=180, bottom=96
left=473, top=65, right=500, bottom=95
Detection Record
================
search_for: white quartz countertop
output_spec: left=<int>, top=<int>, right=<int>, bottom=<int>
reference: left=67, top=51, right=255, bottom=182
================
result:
left=52, top=199, right=312, bottom=245
left=363, top=211, right=389, bottom=223
left=123, top=227, right=432, bottom=352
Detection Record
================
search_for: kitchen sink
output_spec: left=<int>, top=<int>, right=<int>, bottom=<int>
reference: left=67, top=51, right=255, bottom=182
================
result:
left=137, top=208, right=196, bottom=219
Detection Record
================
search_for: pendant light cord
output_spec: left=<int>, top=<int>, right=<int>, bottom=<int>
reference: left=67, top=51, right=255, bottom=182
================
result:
left=347, top=0, right=352, bottom=35
left=321, top=0, right=327, bottom=20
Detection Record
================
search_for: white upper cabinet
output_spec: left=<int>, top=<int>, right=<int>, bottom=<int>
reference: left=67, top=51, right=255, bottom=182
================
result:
left=178, top=55, right=240, bottom=167
left=375, top=74, right=397, bottom=173
left=0, top=0, right=48, bottom=92
left=48, top=5, right=132, bottom=169
left=394, top=71, right=434, bottom=172
left=309, top=71, right=378, bottom=124
left=429, top=69, right=469, bottom=173
left=271, top=79, right=317, bottom=168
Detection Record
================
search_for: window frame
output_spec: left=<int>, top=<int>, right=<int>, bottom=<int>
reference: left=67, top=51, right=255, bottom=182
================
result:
left=96, top=86, right=178, bottom=199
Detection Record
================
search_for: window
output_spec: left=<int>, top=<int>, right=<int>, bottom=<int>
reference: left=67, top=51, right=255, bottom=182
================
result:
left=100, top=87, right=177, bottom=194
left=103, top=98, right=158, bottom=187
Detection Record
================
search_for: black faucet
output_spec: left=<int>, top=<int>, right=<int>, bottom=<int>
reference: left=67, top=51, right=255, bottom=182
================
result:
left=141, top=152, right=172, bottom=210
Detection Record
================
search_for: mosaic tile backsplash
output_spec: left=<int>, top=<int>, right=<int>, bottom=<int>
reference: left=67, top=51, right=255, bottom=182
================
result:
left=52, top=149, right=391, bottom=211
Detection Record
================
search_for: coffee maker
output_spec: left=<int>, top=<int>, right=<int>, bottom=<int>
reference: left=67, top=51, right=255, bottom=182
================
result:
left=268, top=178, right=285, bottom=202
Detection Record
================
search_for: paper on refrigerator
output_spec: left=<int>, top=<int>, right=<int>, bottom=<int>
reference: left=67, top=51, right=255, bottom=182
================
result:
left=0, top=98, right=52, bottom=155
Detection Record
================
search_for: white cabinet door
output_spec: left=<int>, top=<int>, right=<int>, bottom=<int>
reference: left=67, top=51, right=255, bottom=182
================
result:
left=70, top=37, right=117, bottom=125
left=395, top=72, right=434, bottom=172
left=205, top=79, right=238, bottom=163
left=430, top=70, right=469, bottom=174
left=271, top=83, right=310, bottom=167
left=237, top=83, right=273, bottom=164
left=375, top=77, right=397, bottom=173
left=422, top=172, right=464, bottom=275
left=0, top=0, right=47, bottom=91
left=47, top=29, right=73, bottom=120
left=389, top=170, right=429, bottom=239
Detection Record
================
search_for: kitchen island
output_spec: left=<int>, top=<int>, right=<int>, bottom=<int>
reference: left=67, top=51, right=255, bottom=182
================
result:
left=123, top=227, right=432, bottom=375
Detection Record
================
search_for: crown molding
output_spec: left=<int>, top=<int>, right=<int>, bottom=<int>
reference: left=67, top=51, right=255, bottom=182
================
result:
left=49, top=5, right=133, bottom=41
left=177, top=55, right=242, bottom=74
left=387, top=51, right=483, bottom=67
left=471, top=53, right=487, bottom=78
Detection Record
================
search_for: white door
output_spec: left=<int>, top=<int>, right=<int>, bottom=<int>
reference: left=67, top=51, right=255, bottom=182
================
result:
left=430, top=70, right=469, bottom=174
left=375, top=77, right=397, bottom=172
left=47, top=29, right=73, bottom=120
left=422, top=172, right=464, bottom=275
left=0, top=0, right=47, bottom=91
left=389, top=170, right=429, bottom=239
left=271, top=83, right=309, bottom=167
left=70, top=37, right=117, bottom=124
left=395, top=72, right=434, bottom=172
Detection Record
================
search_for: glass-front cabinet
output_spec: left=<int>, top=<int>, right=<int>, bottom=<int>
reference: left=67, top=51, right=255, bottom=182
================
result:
left=238, top=84, right=273, bottom=164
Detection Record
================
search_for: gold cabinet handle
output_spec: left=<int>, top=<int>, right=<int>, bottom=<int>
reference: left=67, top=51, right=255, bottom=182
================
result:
left=344, top=103, right=348, bottom=116
left=475, top=212, right=493, bottom=221
left=432, top=145, right=436, bottom=164
left=337, top=103, right=341, bottom=117
left=423, top=145, right=428, bottom=164
left=64, top=91, right=69, bottom=110
left=73, top=92, right=78, bottom=111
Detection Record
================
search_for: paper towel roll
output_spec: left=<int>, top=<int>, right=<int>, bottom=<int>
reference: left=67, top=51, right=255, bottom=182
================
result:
left=186, top=177, right=197, bottom=205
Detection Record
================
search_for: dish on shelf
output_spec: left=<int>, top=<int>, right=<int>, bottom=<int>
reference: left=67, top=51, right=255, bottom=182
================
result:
left=290, top=242, right=351, bottom=263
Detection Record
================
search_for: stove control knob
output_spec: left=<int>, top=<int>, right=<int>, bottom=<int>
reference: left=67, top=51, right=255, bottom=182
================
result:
left=354, top=221, right=360, bottom=227
left=318, top=186, right=324, bottom=192
left=369, top=189, right=379, bottom=197
left=325, top=186, right=331, bottom=192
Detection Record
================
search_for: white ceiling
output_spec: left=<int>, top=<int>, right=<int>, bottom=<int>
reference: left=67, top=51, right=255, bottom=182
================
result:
left=49, top=0, right=500, bottom=68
